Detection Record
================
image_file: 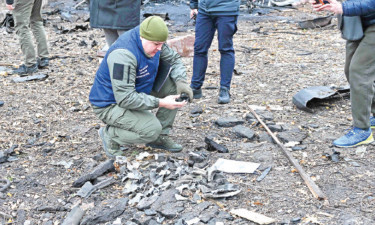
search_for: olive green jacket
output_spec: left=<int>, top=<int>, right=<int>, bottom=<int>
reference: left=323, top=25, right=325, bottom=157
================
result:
left=107, top=44, right=187, bottom=110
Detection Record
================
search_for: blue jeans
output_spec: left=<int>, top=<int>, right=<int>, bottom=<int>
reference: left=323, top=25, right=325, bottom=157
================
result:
left=191, top=13, right=238, bottom=90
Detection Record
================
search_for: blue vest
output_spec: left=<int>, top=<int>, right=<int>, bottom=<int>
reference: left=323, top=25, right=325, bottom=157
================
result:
left=89, top=26, right=160, bottom=107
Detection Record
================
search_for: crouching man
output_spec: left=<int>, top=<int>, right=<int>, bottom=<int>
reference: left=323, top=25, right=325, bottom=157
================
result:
left=89, top=16, right=193, bottom=158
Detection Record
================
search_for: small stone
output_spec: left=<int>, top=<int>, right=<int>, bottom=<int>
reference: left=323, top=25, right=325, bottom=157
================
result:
left=190, top=106, right=203, bottom=115
left=291, top=145, right=307, bottom=151
left=291, top=217, right=301, bottom=223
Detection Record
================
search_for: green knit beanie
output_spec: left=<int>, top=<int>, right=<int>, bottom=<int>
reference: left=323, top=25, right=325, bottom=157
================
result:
left=140, top=16, right=169, bottom=42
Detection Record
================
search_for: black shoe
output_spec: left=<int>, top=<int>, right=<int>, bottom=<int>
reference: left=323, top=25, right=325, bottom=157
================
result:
left=37, top=58, right=49, bottom=69
left=192, top=87, right=202, bottom=99
left=218, top=86, right=230, bottom=104
left=13, top=64, right=38, bottom=76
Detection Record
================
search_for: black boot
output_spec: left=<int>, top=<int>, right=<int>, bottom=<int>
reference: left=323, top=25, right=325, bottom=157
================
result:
left=13, top=64, right=38, bottom=76
left=37, top=58, right=49, bottom=69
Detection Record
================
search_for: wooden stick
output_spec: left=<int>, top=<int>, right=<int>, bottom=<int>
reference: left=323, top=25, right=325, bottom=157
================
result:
left=73, top=0, right=87, bottom=9
left=0, top=63, right=14, bottom=67
left=249, top=106, right=327, bottom=200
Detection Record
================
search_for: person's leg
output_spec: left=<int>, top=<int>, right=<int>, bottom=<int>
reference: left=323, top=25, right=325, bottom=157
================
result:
left=13, top=0, right=37, bottom=68
left=93, top=104, right=162, bottom=155
left=103, top=29, right=120, bottom=46
left=148, top=73, right=183, bottom=152
left=30, top=0, right=49, bottom=67
left=333, top=25, right=375, bottom=147
left=190, top=13, right=216, bottom=91
left=30, top=0, right=49, bottom=59
left=216, top=16, right=237, bottom=89
left=345, top=39, right=375, bottom=126
left=349, top=25, right=375, bottom=130
left=152, top=76, right=178, bottom=135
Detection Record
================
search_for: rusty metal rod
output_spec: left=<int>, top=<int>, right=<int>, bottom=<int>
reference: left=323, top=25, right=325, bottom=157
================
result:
left=249, top=106, right=327, bottom=200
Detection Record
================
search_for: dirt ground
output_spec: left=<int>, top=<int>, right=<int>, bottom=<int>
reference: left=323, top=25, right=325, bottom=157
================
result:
left=0, top=1, right=375, bottom=225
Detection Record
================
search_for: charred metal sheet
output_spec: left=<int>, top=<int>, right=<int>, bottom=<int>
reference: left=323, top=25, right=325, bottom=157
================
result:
left=292, top=85, right=350, bottom=113
left=298, top=16, right=332, bottom=29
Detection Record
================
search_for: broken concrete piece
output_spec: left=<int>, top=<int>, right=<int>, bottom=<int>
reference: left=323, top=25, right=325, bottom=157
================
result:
left=233, top=125, right=256, bottom=140
left=293, top=85, right=350, bottom=112
left=230, top=208, right=276, bottom=225
left=137, top=194, right=159, bottom=210
left=12, top=74, right=48, bottom=83
left=80, top=198, right=128, bottom=225
left=167, top=35, right=195, bottom=57
left=73, top=159, right=115, bottom=187
left=158, top=202, right=185, bottom=219
left=61, top=206, right=85, bottom=225
left=215, top=117, right=245, bottom=127
left=207, top=158, right=260, bottom=181
left=277, top=130, right=307, bottom=144
left=267, top=124, right=283, bottom=132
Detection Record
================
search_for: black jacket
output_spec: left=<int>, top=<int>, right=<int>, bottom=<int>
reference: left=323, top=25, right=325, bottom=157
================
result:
left=90, top=0, right=140, bottom=30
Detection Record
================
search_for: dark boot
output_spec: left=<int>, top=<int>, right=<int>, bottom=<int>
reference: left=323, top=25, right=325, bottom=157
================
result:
left=98, top=127, right=123, bottom=158
left=192, top=87, right=202, bottom=99
left=146, top=135, right=183, bottom=152
left=218, top=86, right=230, bottom=104
left=13, top=64, right=38, bottom=76
left=37, top=58, right=49, bottom=69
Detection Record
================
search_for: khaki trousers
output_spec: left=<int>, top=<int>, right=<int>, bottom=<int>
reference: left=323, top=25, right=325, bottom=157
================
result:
left=13, top=0, right=49, bottom=66
left=93, top=76, right=178, bottom=146
left=345, top=24, right=375, bottom=129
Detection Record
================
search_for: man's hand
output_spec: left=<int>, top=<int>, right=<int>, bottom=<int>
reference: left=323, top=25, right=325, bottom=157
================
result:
left=190, top=9, right=198, bottom=19
left=309, top=0, right=343, bottom=14
left=6, top=4, right=14, bottom=10
left=159, top=95, right=187, bottom=110
left=176, top=80, right=193, bottom=101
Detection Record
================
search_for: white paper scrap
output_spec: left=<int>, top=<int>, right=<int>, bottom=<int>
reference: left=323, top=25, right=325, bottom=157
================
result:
left=211, top=158, right=260, bottom=174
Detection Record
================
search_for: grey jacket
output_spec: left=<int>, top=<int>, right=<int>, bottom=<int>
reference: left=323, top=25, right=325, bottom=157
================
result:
left=90, top=0, right=140, bottom=30
left=190, top=0, right=240, bottom=16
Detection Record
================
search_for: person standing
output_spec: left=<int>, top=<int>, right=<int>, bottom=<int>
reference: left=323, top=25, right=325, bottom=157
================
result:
left=311, top=0, right=375, bottom=147
left=189, top=0, right=240, bottom=104
left=89, top=16, right=193, bottom=158
left=6, top=0, right=49, bottom=76
left=90, top=0, right=140, bottom=56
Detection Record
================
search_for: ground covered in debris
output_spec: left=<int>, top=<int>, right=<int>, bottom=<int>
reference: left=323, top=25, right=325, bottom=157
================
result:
left=1, top=1, right=375, bottom=225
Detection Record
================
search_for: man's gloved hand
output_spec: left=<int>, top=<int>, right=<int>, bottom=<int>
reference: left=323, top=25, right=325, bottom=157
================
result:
left=176, top=80, right=193, bottom=102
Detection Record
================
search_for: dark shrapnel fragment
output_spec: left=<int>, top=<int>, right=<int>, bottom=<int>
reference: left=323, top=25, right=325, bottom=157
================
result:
left=205, top=137, right=229, bottom=153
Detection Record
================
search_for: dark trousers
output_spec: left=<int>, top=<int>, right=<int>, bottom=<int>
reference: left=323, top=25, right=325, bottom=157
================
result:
left=190, top=13, right=237, bottom=89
